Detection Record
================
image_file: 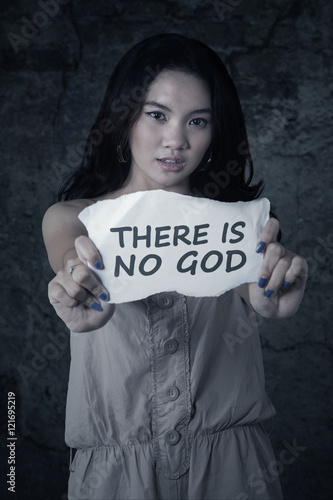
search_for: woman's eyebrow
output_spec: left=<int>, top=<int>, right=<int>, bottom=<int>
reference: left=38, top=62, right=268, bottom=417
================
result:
left=188, top=108, right=212, bottom=115
left=145, top=100, right=212, bottom=115
left=145, top=100, right=171, bottom=112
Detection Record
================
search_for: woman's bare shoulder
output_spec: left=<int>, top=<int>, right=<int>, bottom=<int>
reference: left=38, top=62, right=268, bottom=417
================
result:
left=43, top=189, right=126, bottom=229
left=44, top=198, right=95, bottom=217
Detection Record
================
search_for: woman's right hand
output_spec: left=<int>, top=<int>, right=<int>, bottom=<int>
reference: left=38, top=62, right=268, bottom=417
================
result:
left=48, top=235, right=114, bottom=332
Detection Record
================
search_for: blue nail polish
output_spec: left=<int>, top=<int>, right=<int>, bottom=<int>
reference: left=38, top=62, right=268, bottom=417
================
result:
left=98, top=293, right=108, bottom=301
left=94, top=260, right=102, bottom=270
left=265, top=289, right=273, bottom=297
left=282, top=281, right=290, bottom=288
left=91, top=302, right=102, bottom=312
left=258, top=277, right=268, bottom=288
left=256, top=241, right=266, bottom=253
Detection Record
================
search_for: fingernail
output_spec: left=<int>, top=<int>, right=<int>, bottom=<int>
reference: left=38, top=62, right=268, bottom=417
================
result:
left=256, top=241, right=266, bottom=253
left=91, top=302, right=102, bottom=312
left=98, top=293, right=108, bottom=301
left=258, top=277, right=268, bottom=288
left=264, top=289, right=273, bottom=297
left=282, top=281, right=290, bottom=288
left=94, top=260, right=102, bottom=269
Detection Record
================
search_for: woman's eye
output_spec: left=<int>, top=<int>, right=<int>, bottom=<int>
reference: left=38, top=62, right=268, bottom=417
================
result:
left=146, top=111, right=165, bottom=120
left=190, top=118, right=208, bottom=127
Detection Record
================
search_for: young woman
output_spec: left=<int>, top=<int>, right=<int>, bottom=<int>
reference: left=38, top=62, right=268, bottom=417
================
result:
left=43, top=33, right=307, bottom=500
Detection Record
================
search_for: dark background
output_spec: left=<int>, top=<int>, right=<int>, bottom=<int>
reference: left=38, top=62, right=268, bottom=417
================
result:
left=1, top=0, right=332, bottom=499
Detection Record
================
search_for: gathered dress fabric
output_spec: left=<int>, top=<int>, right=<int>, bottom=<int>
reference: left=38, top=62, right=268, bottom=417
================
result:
left=66, top=290, right=283, bottom=500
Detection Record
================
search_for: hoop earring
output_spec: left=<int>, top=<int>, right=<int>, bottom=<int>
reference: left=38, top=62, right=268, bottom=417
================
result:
left=198, top=152, right=212, bottom=172
left=117, top=144, right=129, bottom=163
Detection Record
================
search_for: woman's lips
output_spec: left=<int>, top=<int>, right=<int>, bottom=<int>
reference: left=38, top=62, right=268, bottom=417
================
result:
left=157, top=156, right=185, bottom=171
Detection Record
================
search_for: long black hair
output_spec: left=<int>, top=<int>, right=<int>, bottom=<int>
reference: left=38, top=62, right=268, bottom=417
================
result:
left=58, top=33, right=263, bottom=202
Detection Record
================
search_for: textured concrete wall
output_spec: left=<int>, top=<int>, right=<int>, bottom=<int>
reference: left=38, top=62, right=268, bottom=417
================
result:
left=1, top=0, right=332, bottom=499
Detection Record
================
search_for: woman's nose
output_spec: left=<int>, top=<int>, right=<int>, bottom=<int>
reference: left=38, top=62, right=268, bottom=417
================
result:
left=162, top=122, right=189, bottom=150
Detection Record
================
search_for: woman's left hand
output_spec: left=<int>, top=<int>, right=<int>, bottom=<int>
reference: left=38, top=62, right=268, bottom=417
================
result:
left=241, top=218, right=308, bottom=318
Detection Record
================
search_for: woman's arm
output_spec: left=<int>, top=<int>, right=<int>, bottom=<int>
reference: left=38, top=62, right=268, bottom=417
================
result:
left=42, top=201, right=114, bottom=332
left=235, top=218, right=308, bottom=318
left=43, top=200, right=92, bottom=273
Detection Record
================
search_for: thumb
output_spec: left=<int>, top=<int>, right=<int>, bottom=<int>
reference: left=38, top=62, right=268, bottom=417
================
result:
left=74, top=235, right=104, bottom=270
left=256, top=217, right=280, bottom=253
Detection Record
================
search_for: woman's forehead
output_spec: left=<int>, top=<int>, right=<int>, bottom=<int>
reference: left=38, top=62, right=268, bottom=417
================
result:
left=146, top=69, right=211, bottom=107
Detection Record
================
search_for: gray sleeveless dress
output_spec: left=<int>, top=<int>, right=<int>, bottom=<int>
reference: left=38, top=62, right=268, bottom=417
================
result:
left=65, top=290, right=283, bottom=500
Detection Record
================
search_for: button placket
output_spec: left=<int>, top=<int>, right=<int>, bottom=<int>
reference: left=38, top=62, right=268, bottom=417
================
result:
left=147, top=293, right=191, bottom=479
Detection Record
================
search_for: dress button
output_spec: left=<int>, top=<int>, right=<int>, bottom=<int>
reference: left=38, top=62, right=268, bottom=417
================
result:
left=165, top=386, right=180, bottom=401
left=157, top=293, right=174, bottom=309
left=163, top=339, right=179, bottom=354
left=165, top=429, right=180, bottom=445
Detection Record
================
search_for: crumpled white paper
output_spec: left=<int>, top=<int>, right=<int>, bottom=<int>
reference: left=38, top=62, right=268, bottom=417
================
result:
left=79, top=190, right=270, bottom=303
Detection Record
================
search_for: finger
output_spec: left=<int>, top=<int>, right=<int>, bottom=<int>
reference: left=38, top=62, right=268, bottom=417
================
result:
left=262, top=255, right=291, bottom=297
left=283, top=255, right=308, bottom=287
left=70, top=264, right=110, bottom=304
left=59, top=270, right=91, bottom=304
left=75, top=235, right=104, bottom=270
left=48, top=281, right=79, bottom=308
left=256, top=218, right=280, bottom=253
left=55, top=265, right=110, bottom=307
left=257, top=242, right=285, bottom=288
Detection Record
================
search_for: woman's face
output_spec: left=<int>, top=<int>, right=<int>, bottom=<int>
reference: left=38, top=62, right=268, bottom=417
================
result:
left=126, top=70, right=213, bottom=195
